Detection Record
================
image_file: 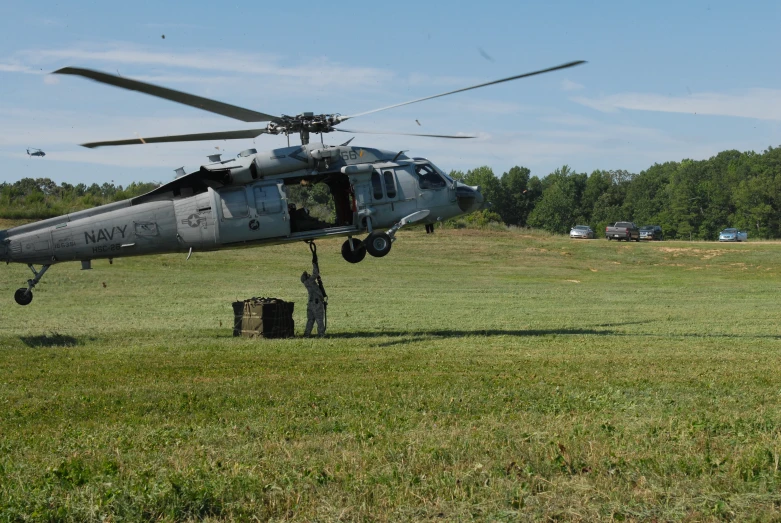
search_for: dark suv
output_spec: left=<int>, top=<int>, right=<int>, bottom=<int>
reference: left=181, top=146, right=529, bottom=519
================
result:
left=639, top=225, right=663, bottom=241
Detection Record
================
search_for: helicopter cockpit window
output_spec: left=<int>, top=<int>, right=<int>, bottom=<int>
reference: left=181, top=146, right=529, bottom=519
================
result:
left=415, top=164, right=446, bottom=190
left=383, top=171, right=397, bottom=198
left=219, top=188, right=248, bottom=219
left=253, top=186, right=282, bottom=214
left=371, top=171, right=384, bottom=200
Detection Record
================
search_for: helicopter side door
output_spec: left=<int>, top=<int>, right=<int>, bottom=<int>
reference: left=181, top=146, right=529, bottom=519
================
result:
left=215, top=187, right=252, bottom=244
left=350, top=172, right=372, bottom=228
left=413, top=163, right=450, bottom=210
left=249, top=182, right=289, bottom=239
left=371, top=168, right=417, bottom=225
left=215, top=183, right=290, bottom=244
left=174, top=191, right=216, bottom=249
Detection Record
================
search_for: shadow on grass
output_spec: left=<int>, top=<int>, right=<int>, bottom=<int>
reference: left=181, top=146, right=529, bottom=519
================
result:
left=19, top=333, right=81, bottom=348
left=326, top=328, right=615, bottom=347
left=323, top=325, right=781, bottom=347
left=594, top=320, right=653, bottom=328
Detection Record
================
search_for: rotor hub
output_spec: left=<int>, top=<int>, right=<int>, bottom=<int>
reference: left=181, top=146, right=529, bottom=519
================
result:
left=268, top=113, right=341, bottom=137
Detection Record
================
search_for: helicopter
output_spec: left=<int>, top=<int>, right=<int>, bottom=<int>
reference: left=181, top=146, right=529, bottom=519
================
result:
left=1, top=60, right=585, bottom=305
left=26, top=148, right=45, bottom=157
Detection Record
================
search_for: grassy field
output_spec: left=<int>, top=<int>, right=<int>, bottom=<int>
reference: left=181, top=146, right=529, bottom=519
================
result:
left=2, top=226, right=781, bottom=521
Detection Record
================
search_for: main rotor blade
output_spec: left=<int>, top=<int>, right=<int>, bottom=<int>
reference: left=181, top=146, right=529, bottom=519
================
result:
left=81, top=128, right=268, bottom=148
left=335, top=128, right=475, bottom=139
left=341, top=60, right=586, bottom=120
left=54, top=67, right=278, bottom=123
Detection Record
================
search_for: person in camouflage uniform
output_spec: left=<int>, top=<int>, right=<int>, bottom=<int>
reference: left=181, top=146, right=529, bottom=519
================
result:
left=301, top=256, right=326, bottom=337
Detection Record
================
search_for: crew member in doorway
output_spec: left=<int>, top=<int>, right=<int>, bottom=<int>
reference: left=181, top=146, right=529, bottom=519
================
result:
left=301, top=242, right=327, bottom=337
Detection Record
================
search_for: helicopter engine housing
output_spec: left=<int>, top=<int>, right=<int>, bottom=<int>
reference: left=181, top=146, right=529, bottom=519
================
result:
left=253, top=146, right=314, bottom=178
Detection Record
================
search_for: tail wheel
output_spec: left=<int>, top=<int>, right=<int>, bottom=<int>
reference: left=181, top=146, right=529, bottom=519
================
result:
left=341, top=238, right=367, bottom=264
left=365, top=231, right=392, bottom=258
left=14, top=288, right=32, bottom=306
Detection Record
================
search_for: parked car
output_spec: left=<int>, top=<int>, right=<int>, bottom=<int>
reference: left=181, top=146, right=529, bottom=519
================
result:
left=605, top=222, right=640, bottom=241
left=719, top=228, right=747, bottom=242
left=570, top=225, right=595, bottom=239
left=639, top=225, right=663, bottom=241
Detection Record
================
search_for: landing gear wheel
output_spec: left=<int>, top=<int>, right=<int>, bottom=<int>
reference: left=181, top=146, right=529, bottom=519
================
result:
left=365, top=231, right=392, bottom=258
left=341, top=238, right=367, bottom=264
left=14, top=288, right=32, bottom=306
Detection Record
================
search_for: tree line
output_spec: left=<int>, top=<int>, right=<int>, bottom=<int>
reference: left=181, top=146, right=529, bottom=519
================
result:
left=3, top=145, right=781, bottom=239
left=0, top=179, right=159, bottom=219
left=451, top=146, right=781, bottom=240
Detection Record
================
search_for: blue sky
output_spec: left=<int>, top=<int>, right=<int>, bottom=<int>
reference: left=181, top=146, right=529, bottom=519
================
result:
left=2, top=0, right=780, bottom=186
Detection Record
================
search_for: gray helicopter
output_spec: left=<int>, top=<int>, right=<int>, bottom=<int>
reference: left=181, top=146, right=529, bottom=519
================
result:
left=26, top=148, right=45, bottom=157
left=1, top=60, right=584, bottom=305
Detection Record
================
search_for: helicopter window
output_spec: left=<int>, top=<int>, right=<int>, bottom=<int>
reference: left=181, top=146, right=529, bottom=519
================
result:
left=253, top=185, right=282, bottom=214
left=371, top=171, right=384, bottom=200
left=415, top=164, right=446, bottom=189
left=383, top=171, right=397, bottom=198
left=219, top=188, right=248, bottom=219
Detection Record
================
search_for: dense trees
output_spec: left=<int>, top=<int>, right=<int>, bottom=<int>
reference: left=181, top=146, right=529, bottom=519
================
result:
left=4, top=145, right=781, bottom=239
left=449, top=146, right=781, bottom=239
left=0, top=178, right=159, bottom=219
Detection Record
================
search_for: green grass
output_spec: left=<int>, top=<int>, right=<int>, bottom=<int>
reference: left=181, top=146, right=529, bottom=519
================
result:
left=2, top=229, right=781, bottom=521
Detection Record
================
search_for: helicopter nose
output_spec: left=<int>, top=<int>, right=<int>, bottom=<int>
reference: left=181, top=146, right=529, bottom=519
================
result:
left=455, top=183, right=485, bottom=213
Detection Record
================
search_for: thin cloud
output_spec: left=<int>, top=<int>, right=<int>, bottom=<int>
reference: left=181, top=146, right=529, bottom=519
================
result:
left=143, top=23, right=201, bottom=29
left=561, top=79, right=584, bottom=91
left=573, top=89, right=781, bottom=121
left=32, top=18, right=65, bottom=27
left=406, top=72, right=475, bottom=88
left=0, top=63, right=43, bottom=74
left=132, top=74, right=239, bottom=85
left=20, top=45, right=393, bottom=88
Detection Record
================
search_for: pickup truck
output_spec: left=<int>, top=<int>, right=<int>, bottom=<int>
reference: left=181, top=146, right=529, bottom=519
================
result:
left=605, top=222, right=640, bottom=241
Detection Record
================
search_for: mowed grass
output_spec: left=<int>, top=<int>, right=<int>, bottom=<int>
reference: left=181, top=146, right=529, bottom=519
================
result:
left=2, top=228, right=781, bottom=521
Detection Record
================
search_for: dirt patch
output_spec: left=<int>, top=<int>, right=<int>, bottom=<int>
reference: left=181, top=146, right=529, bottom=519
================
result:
left=658, top=247, right=729, bottom=260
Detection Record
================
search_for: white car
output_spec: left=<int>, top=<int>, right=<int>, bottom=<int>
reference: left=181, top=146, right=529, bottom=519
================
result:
left=718, top=228, right=747, bottom=242
left=570, top=225, right=595, bottom=239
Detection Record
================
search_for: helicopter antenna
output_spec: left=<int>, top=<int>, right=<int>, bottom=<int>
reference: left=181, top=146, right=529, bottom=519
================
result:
left=393, top=150, right=408, bottom=162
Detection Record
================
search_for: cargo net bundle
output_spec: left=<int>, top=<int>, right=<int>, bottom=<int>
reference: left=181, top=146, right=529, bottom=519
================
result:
left=232, top=297, right=295, bottom=338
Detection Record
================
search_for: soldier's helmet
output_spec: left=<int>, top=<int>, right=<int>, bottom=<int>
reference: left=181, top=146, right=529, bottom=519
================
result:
left=301, top=271, right=309, bottom=283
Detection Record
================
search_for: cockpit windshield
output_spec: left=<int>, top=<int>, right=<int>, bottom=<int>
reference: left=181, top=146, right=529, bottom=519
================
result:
left=414, top=163, right=447, bottom=189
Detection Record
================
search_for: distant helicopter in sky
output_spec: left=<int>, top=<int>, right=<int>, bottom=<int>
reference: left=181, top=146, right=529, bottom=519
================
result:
left=26, top=148, right=45, bottom=157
